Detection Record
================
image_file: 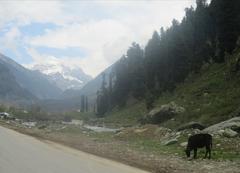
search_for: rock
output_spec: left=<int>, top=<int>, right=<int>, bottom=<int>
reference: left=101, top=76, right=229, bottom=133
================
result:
left=62, top=119, right=83, bottom=126
left=177, top=122, right=205, bottom=131
left=22, top=121, right=37, bottom=128
left=162, top=138, right=178, bottom=146
left=203, top=117, right=240, bottom=135
left=134, top=128, right=148, bottom=133
left=192, top=129, right=201, bottom=134
left=175, top=135, right=181, bottom=139
left=223, top=128, right=238, bottom=138
left=180, top=142, right=188, bottom=147
left=154, top=127, right=172, bottom=137
left=202, top=165, right=214, bottom=170
left=176, top=131, right=181, bottom=136
left=143, top=102, right=185, bottom=124
left=217, top=129, right=225, bottom=135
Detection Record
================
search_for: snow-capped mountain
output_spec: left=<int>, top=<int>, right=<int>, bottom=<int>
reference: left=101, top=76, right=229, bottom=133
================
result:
left=29, top=62, right=92, bottom=91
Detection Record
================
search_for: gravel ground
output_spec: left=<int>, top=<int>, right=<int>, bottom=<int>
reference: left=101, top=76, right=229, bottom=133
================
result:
left=1, top=122, right=240, bottom=173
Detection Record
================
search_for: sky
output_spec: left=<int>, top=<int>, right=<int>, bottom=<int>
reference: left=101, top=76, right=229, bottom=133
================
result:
left=0, top=0, right=196, bottom=77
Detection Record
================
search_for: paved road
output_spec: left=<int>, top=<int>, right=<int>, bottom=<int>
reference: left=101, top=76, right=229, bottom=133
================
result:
left=0, top=126, right=149, bottom=173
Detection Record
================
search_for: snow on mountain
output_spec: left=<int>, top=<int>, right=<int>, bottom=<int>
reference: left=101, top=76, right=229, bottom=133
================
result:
left=28, top=61, right=92, bottom=91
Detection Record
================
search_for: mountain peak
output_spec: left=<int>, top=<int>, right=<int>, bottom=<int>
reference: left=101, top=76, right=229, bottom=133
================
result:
left=28, top=62, right=92, bottom=91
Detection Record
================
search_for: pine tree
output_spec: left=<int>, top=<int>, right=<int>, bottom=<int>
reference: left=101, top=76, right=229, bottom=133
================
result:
left=211, top=0, right=240, bottom=62
left=80, top=95, right=85, bottom=112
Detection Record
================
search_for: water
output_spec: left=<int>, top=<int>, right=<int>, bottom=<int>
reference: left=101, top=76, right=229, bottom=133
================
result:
left=83, top=125, right=120, bottom=133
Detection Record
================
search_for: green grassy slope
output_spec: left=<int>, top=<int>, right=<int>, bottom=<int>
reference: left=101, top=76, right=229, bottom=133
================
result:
left=101, top=48, right=240, bottom=129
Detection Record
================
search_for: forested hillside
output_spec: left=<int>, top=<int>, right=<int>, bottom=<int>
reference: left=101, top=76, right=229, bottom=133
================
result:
left=0, top=63, right=35, bottom=104
left=96, top=0, right=240, bottom=116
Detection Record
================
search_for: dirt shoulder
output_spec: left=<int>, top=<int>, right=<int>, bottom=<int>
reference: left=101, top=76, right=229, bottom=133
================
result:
left=1, top=122, right=239, bottom=173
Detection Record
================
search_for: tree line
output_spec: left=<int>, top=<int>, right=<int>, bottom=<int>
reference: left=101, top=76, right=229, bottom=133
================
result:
left=96, top=0, right=240, bottom=116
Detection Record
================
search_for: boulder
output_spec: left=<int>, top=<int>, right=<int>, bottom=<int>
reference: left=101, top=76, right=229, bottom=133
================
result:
left=223, top=128, right=238, bottom=138
left=134, top=128, right=148, bottom=134
left=154, top=127, right=172, bottom=137
left=177, top=122, right=205, bottom=131
left=203, top=117, right=240, bottom=135
left=162, top=138, right=178, bottom=146
left=143, top=102, right=185, bottom=124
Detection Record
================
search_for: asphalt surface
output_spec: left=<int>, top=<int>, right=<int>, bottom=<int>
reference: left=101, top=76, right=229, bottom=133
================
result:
left=0, top=126, right=149, bottom=173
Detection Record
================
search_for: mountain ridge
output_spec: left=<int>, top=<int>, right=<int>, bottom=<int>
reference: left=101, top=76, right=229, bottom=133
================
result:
left=28, top=62, right=92, bottom=91
left=0, top=62, right=36, bottom=105
left=0, top=53, right=62, bottom=100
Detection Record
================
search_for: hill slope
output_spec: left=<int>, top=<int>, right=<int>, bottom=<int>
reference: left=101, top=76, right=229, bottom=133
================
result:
left=0, top=63, right=36, bottom=105
left=0, top=54, right=62, bottom=99
left=100, top=47, right=240, bottom=128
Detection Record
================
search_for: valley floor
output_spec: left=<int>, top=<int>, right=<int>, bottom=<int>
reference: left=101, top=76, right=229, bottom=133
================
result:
left=1, top=121, right=239, bottom=173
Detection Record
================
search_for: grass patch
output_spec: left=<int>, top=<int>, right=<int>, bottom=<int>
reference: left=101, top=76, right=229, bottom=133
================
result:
left=93, top=59, right=240, bottom=129
left=102, top=102, right=147, bottom=127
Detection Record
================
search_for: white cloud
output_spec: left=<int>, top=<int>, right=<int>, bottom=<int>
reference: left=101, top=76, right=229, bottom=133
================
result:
left=0, top=0, right=196, bottom=77
left=26, top=48, right=109, bottom=77
left=0, top=27, right=23, bottom=58
left=2, top=27, right=21, bottom=49
left=29, top=20, right=129, bottom=49
left=0, top=1, right=69, bottom=28
left=27, top=19, right=132, bottom=76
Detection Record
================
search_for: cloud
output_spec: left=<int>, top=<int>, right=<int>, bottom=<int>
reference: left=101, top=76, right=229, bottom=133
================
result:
left=0, top=0, right=196, bottom=77
left=27, top=19, right=131, bottom=76
left=0, top=1, right=69, bottom=28
left=29, top=20, right=129, bottom=49
left=0, top=27, right=23, bottom=58
left=26, top=47, right=111, bottom=77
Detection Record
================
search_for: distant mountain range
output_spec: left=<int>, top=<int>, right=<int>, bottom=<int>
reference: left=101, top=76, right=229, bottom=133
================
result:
left=0, top=53, right=63, bottom=101
left=0, top=62, right=35, bottom=105
left=29, top=62, right=92, bottom=91
left=41, top=65, right=114, bottom=111
left=42, top=64, right=114, bottom=112
left=0, top=52, right=112, bottom=110
left=62, top=64, right=113, bottom=98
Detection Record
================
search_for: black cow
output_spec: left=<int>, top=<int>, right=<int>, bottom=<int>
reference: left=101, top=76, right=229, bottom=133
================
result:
left=185, top=133, right=212, bottom=159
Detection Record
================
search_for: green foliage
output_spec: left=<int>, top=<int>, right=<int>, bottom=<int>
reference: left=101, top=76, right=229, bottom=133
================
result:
left=211, top=0, right=240, bottom=61
left=80, top=95, right=88, bottom=112
left=158, top=59, right=240, bottom=128
left=99, top=48, right=240, bottom=128
left=96, top=73, right=109, bottom=116
left=102, top=102, right=147, bottom=127
left=145, top=91, right=155, bottom=110
left=95, top=0, right=240, bottom=115
left=0, top=105, right=6, bottom=112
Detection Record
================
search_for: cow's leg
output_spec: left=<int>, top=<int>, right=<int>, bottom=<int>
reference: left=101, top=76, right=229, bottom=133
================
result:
left=205, top=145, right=211, bottom=159
left=204, top=146, right=208, bottom=159
left=208, top=146, right=211, bottom=159
left=193, top=148, right=197, bottom=159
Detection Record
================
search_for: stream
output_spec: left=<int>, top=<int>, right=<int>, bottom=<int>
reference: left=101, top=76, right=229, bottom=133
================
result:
left=83, top=125, right=120, bottom=133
